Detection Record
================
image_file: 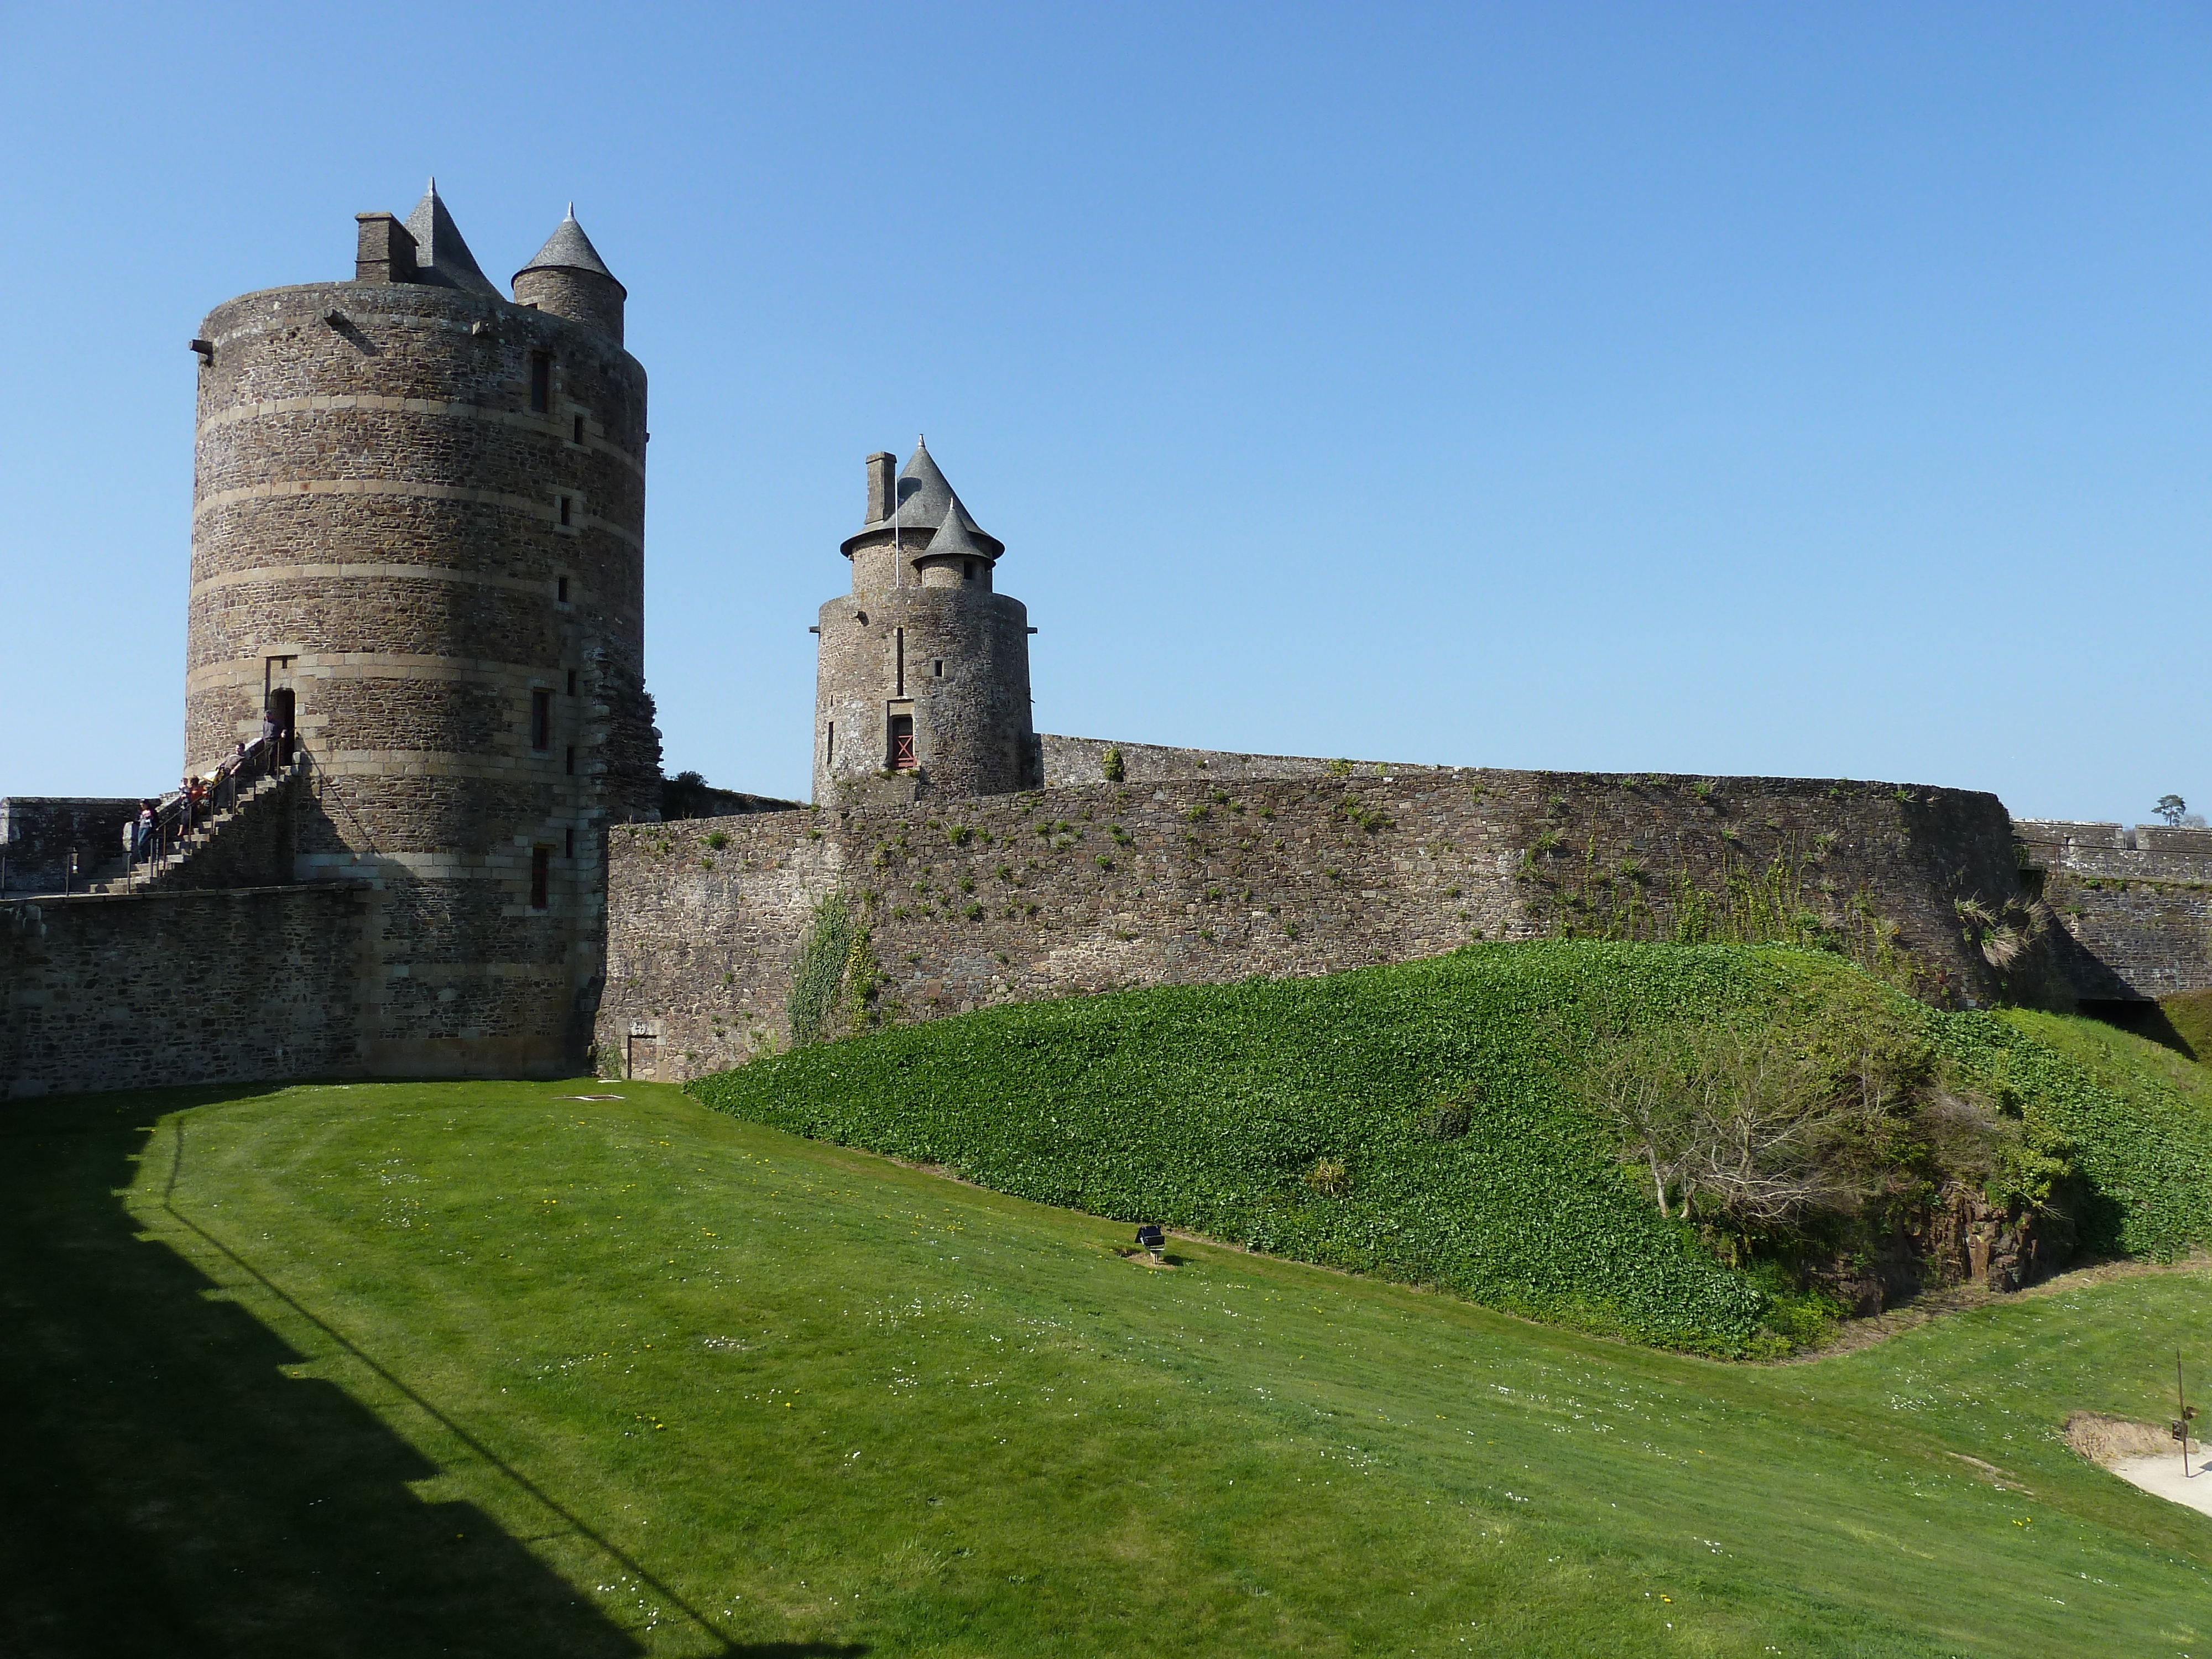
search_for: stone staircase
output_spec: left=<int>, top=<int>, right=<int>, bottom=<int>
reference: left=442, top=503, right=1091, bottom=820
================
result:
left=95, top=762, right=302, bottom=894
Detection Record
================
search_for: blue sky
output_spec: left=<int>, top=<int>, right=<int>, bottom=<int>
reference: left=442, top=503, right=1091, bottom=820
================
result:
left=2, top=3, right=2205, bottom=820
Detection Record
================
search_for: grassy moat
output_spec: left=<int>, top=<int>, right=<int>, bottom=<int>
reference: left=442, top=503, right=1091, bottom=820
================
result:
left=5, top=1058, right=2209, bottom=1654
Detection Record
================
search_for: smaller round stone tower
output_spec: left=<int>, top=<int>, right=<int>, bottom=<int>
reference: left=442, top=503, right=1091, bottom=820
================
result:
left=814, top=441, right=1040, bottom=802
left=513, top=206, right=628, bottom=344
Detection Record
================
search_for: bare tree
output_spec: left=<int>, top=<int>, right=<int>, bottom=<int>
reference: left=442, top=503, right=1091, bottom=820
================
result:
left=1572, top=1023, right=1694, bottom=1217
left=1572, top=1020, right=1910, bottom=1227
left=1671, top=1027, right=1893, bottom=1225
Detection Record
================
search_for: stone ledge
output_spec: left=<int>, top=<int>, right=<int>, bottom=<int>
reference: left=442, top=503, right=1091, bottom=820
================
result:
left=12, top=880, right=373, bottom=909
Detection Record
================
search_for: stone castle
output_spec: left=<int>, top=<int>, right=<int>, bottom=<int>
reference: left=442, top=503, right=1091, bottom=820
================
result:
left=3, top=190, right=2209, bottom=1098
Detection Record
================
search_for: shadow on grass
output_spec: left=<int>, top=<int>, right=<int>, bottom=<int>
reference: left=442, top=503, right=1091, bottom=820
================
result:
left=0, top=1087, right=865, bottom=1659
left=2080, top=997, right=2200, bottom=1061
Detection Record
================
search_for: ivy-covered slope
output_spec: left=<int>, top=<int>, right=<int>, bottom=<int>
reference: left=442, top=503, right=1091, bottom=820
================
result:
left=1944, top=1006, right=2212, bottom=1259
left=692, top=941, right=2212, bottom=1354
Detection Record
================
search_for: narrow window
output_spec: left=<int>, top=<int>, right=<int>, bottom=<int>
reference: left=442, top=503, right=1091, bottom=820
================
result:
left=556, top=576, right=570, bottom=602
left=888, top=713, right=916, bottom=770
left=894, top=627, right=904, bottom=696
left=566, top=668, right=577, bottom=696
left=559, top=496, right=573, bottom=528
left=572, top=414, right=585, bottom=444
left=530, top=845, right=550, bottom=909
left=825, top=721, right=835, bottom=764
left=565, top=826, right=576, bottom=859
left=530, top=689, right=551, bottom=750
left=933, top=659, right=943, bottom=678
left=964, top=559, right=976, bottom=581
left=529, top=352, right=551, bottom=413
left=564, top=744, right=576, bottom=776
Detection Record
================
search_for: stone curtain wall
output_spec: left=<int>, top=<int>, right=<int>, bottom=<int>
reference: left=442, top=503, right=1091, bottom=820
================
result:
left=597, top=768, right=2028, bottom=1083
left=1, top=884, right=369, bottom=1099
left=1041, top=735, right=1393, bottom=787
left=0, top=799, right=140, bottom=896
left=2016, top=821, right=2212, bottom=1000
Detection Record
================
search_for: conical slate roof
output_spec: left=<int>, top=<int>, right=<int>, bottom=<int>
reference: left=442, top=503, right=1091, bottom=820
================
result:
left=843, top=437, right=1005, bottom=557
left=403, top=179, right=500, bottom=298
left=926, top=498, right=988, bottom=561
left=890, top=439, right=958, bottom=531
left=514, top=206, right=625, bottom=295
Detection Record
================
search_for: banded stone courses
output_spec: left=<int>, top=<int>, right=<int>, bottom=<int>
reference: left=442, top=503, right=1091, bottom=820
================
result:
left=177, top=195, right=658, bottom=1077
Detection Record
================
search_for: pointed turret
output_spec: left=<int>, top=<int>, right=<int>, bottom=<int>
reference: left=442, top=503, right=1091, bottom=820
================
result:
left=520, top=207, right=623, bottom=285
left=402, top=179, right=500, bottom=299
left=513, top=207, right=627, bottom=343
left=928, top=498, right=986, bottom=559
left=891, top=438, right=956, bottom=531
left=847, top=439, right=1004, bottom=557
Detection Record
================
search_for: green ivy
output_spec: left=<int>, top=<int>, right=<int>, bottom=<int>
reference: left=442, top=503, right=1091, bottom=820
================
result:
left=698, top=940, right=2212, bottom=1354
left=786, top=891, right=857, bottom=1047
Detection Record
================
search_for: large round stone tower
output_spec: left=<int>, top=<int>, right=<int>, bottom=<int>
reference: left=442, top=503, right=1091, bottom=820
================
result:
left=813, top=441, right=1041, bottom=803
left=185, top=183, right=659, bottom=1076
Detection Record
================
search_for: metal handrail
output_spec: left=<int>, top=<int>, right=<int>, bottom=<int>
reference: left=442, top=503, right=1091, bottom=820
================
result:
left=123, top=735, right=290, bottom=885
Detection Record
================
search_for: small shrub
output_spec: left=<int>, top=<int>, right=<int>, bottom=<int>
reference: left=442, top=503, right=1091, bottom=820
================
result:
left=1305, top=1157, right=1350, bottom=1198
left=1102, top=747, right=1126, bottom=782
left=1338, top=795, right=1396, bottom=833
left=705, top=831, right=729, bottom=850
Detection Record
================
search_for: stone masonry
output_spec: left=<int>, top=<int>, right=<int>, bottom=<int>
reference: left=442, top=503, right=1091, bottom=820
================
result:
left=815, top=443, right=1040, bottom=804
left=596, top=766, right=2036, bottom=1083
left=183, top=185, right=659, bottom=1077
left=9, top=188, right=2208, bottom=1103
left=2015, top=821, right=2212, bottom=1000
left=0, top=799, right=139, bottom=896
left=2, top=884, right=369, bottom=1098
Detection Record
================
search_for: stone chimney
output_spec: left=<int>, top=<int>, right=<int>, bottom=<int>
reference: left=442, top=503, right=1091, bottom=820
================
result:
left=864, top=452, right=896, bottom=524
left=353, top=213, right=418, bottom=285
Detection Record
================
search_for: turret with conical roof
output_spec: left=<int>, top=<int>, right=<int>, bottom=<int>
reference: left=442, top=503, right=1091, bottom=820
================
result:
left=513, top=207, right=627, bottom=343
left=815, top=440, right=1040, bottom=802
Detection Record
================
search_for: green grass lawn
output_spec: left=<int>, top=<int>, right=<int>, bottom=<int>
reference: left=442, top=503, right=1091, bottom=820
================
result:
left=4, top=1077, right=2209, bottom=1657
